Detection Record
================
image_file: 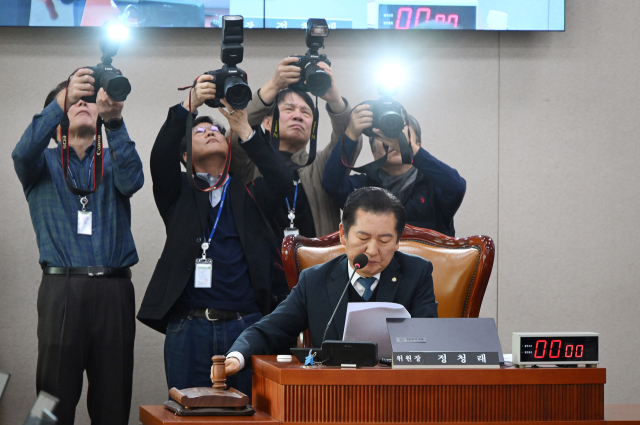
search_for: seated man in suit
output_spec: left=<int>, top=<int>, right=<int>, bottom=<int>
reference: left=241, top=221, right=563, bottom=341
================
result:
left=224, top=186, right=438, bottom=375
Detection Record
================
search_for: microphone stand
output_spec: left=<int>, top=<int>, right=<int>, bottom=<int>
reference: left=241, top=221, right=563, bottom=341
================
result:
left=320, top=262, right=363, bottom=345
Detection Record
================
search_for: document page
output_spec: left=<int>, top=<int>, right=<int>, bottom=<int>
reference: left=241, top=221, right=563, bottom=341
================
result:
left=343, top=302, right=410, bottom=358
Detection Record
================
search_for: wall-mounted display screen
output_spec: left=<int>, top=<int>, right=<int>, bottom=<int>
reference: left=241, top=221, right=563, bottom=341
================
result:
left=0, top=0, right=564, bottom=31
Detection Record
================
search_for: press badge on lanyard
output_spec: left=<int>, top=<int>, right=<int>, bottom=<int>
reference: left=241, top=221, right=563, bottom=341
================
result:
left=68, top=160, right=94, bottom=235
left=284, top=178, right=300, bottom=237
left=77, top=197, right=92, bottom=235
left=195, top=178, right=230, bottom=289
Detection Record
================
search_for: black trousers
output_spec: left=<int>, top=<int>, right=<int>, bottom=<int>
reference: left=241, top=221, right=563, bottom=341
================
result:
left=36, top=274, right=135, bottom=425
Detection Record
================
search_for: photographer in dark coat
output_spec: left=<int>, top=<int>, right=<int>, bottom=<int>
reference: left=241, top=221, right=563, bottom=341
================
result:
left=322, top=109, right=466, bottom=237
left=136, top=75, right=293, bottom=398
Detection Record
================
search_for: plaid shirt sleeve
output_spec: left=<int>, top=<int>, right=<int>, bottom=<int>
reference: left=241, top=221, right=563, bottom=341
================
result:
left=106, top=122, right=144, bottom=197
left=12, top=101, right=64, bottom=194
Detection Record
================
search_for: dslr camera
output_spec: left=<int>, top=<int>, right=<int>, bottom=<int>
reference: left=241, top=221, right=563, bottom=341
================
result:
left=362, top=82, right=405, bottom=138
left=204, top=15, right=252, bottom=110
left=289, top=18, right=332, bottom=97
left=82, top=22, right=131, bottom=103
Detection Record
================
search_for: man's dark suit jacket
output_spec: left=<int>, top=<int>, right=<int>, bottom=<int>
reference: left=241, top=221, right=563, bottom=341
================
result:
left=229, top=251, right=438, bottom=364
left=137, top=104, right=293, bottom=334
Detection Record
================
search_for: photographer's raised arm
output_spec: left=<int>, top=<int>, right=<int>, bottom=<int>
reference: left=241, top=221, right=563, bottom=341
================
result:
left=150, top=105, right=191, bottom=217
left=181, top=74, right=216, bottom=114
left=373, top=128, right=466, bottom=220
left=97, top=88, right=144, bottom=197
left=150, top=75, right=217, bottom=216
left=321, top=104, right=372, bottom=208
left=408, top=144, right=467, bottom=217
left=256, top=57, right=302, bottom=110
left=230, top=57, right=302, bottom=184
left=12, top=69, right=96, bottom=193
left=219, top=100, right=292, bottom=216
left=13, top=101, right=64, bottom=194
left=313, top=62, right=359, bottom=172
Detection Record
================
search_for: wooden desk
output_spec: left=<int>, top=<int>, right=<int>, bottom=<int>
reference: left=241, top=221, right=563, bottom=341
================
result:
left=139, top=405, right=279, bottom=425
left=252, top=356, right=606, bottom=425
left=140, top=404, right=640, bottom=425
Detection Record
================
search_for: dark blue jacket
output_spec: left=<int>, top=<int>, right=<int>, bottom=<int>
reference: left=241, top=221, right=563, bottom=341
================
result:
left=137, top=104, right=293, bottom=334
left=322, top=136, right=466, bottom=237
left=228, top=251, right=438, bottom=365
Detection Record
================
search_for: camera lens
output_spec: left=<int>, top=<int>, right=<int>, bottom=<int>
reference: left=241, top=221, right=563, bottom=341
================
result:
left=378, top=111, right=405, bottom=137
left=304, top=63, right=331, bottom=97
left=223, top=75, right=252, bottom=109
left=102, top=73, right=131, bottom=102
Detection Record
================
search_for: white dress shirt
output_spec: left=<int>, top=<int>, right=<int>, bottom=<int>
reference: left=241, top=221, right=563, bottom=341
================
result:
left=347, top=260, right=380, bottom=297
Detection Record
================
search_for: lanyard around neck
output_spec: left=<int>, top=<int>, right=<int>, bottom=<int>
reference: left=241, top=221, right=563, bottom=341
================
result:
left=200, top=177, right=231, bottom=258
left=66, top=156, right=95, bottom=190
left=60, top=71, right=105, bottom=196
left=285, top=178, right=300, bottom=215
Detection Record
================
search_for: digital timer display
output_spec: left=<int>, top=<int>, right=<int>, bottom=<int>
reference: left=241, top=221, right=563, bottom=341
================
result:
left=512, top=333, right=599, bottom=366
left=520, top=337, right=598, bottom=362
left=378, top=5, right=477, bottom=30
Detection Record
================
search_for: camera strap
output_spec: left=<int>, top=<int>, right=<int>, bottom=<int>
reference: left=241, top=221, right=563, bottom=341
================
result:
left=340, top=103, right=413, bottom=174
left=59, top=73, right=105, bottom=196
left=182, top=80, right=232, bottom=192
left=270, top=93, right=318, bottom=170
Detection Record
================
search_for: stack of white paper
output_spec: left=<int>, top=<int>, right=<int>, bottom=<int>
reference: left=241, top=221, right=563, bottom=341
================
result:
left=343, top=302, right=411, bottom=358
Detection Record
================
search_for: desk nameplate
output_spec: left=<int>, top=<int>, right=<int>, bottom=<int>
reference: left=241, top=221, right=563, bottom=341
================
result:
left=392, top=351, right=500, bottom=368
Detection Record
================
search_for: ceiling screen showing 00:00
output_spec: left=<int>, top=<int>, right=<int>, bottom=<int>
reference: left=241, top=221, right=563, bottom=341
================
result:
left=0, top=0, right=564, bottom=31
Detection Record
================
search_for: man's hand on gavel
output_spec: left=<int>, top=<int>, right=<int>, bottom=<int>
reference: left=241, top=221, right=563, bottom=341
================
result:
left=211, top=357, right=241, bottom=383
left=225, top=357, right=241, bottom=376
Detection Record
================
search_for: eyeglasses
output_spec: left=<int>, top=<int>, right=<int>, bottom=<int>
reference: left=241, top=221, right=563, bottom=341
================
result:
left=194, top=125, right=225, bottom=135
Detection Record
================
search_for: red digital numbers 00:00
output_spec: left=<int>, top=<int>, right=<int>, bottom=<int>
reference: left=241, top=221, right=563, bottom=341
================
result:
left=395, top=7, right=459, bottom=29
left=534, top=339, right=584, bottom=359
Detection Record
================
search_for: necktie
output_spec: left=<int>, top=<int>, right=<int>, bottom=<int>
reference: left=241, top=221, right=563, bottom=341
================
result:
left=358, top=276, right=377, bottom=301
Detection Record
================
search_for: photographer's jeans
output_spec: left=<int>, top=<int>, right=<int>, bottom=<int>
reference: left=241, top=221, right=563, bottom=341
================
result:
left=164, top=311, right=261, bottom=401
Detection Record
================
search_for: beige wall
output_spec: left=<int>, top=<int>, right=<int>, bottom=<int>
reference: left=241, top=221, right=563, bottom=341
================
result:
left=0, top=1, right=639, bottom=423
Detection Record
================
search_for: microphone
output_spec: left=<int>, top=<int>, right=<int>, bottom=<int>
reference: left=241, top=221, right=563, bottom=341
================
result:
left=321, top=253, right=369, bottom=345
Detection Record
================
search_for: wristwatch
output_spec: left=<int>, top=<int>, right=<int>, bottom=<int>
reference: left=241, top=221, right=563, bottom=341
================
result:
left=104, top=117, right=124, bottom=131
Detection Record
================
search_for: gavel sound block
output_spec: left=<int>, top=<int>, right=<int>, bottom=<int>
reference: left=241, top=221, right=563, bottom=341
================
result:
left=169, top=355, right=249, bottom=408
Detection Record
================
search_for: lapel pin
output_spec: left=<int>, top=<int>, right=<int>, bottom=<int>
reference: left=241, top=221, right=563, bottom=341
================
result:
left=392, top=277, right=397, bottom=282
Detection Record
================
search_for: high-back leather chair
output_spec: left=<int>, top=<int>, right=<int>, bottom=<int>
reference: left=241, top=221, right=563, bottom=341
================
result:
left=282, top=225, right=495, bottom=347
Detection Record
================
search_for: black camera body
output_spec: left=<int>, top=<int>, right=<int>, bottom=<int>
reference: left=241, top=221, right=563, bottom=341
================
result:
left=362, top=97, right=405, bottom=138
left=289, top=18, right=331, bottom=97
left=203, top=65, right=251, bottom=109
left=204, top=15, right=252, bottom=110
left=82, top=61, right=131, bottom=103
left=82, top=30, right=131, bottom=103
left=289, top=51, right=332, bottom=97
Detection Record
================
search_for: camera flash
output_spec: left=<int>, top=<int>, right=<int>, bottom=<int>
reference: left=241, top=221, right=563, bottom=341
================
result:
left=106, top=23, right=129, bottom=41
left=378, top=63, right=405, bottom=89
left=310, top=26, right=328, bottom=36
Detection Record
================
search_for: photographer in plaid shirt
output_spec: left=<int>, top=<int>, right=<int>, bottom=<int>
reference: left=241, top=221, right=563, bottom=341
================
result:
left=11, top=68, right=143, bottom=425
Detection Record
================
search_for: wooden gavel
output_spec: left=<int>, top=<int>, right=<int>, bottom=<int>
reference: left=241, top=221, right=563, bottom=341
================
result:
left=210, top=355, right=227, bottom=390
left=170, top=355, right=248, bottom=408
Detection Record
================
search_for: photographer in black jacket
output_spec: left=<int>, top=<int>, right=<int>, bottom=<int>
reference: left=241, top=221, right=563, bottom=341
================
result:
left=137, top=75, right=293, bottom=398
left=322, top=110, right=466, bottom=237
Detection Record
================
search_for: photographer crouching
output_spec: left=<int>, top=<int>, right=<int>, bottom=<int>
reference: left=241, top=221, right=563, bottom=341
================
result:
left=11, top=67, right=144, bottom=425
